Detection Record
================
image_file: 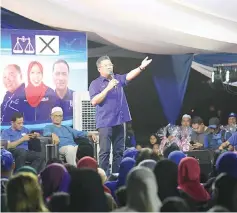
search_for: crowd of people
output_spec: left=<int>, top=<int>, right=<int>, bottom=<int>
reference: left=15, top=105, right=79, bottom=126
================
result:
left=1, top=138, right=237, bottom=212
left=1, top=111, right=237, bottom=212
left=1, top=55, right=237, bottom=212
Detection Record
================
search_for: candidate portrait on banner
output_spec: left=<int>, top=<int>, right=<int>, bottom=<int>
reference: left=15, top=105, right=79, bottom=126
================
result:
left=1, top=64, right=27, bottom=123
left=24, top=61, right=56, bottom=123
left=0, top=29, right=87, bottom=130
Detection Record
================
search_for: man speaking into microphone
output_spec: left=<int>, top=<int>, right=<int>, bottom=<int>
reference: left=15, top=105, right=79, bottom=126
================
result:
left=89, top=55, right=152, bottom=174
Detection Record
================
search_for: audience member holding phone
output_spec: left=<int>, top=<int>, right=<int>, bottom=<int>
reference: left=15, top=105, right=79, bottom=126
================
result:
left=1, top=112, right=45, bottom=173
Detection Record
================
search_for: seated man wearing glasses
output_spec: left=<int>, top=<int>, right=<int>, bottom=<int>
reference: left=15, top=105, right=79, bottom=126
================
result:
left=43, top=107, right=97, bottom=166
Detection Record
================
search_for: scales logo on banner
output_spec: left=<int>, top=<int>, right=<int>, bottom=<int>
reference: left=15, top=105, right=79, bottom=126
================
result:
left=11, top=35, right=60, bottom=55
left=1, top=29, right=88, bottom=130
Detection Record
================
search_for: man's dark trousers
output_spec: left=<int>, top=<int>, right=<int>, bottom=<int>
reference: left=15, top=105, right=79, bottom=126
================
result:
left=98, top=124, right=125, bottom=175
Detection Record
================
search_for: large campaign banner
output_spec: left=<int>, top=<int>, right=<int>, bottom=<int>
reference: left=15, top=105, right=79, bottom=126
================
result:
left=0, top=29, right=87, bottom=130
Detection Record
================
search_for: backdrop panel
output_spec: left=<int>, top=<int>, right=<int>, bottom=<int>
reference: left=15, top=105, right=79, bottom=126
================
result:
left=151, top=54, right=193, bottom=124
left=0, top=29, right=87, bottom=130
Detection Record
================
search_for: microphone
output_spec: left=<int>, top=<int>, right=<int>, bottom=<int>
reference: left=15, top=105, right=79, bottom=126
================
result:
left=109, top=71, right=117, bottom=89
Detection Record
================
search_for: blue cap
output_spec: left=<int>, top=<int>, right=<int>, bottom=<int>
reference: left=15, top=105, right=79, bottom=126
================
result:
left=1, top=149, right=14, bottom=171
left=229, top=112, right=237, bottom=118
left=208, top=117, right=220, bottom=129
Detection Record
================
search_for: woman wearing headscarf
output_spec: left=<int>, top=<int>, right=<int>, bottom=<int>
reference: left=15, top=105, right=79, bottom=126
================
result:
left=6, top=172, right=48, bottom=212
left=116, top=166, right=162, bottom=212
left=161, top=197, right=190, bottom=212
left=105, top=157, right=135, bottom=200
left=154, top=159, right=180, bottom=201
left=212, top=173, right=237, bottom=212
left=25, top=61, right=56, bottom=122
left=168, top=150, right=186, bottom=165
left=215, top=151, right=237, bottom=178
left=204, top=150, right=223, bottom=193
left=16, top=165, right=38, bottom=176
left=40, top=163, right=70, bottom=201
left=138, top=159, right=157, bottom=170
left=178, top=157, right=210, bottom=211
left=68, top=168, right=109, bottom=212
left=77, top=156, right=111, bottom=194
left=77, top=156, right=98, bottom=170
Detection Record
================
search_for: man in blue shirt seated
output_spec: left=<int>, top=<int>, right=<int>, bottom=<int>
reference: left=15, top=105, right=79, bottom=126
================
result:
left=1, top=112, right=45, bottom=172
left=219, top=132, right=237, bottom=151
left=204, top=117, right=226, bottom=150
left=43, top=107, right=97, bottom=166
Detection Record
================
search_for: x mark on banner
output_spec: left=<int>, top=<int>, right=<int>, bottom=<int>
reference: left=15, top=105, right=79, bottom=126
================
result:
left=39, top=37, right=55, bottom=53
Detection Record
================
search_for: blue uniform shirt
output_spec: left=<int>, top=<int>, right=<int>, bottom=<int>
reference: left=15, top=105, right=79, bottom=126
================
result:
left=25, top=87, right=57, bottom=123
left=1, top=84, right=27, bottom=125
left=228, top=132, right=237, bottom=147
left=54, top=88, right=74, bottom=120
left=43, top=125, right=88, bottom=148
left=89, top=74, right=132, bottom=129
left=1, top=127, right=29, bottom=150
left=204, top=131, right=224, bottom=150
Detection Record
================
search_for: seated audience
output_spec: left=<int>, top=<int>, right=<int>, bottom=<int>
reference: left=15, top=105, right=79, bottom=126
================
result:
left=191, top=116, right=208, bottom=149
left=64, top=163, right=77, bottom=176
left=116, top=167, right=162, bottom=212
left=76, top=141, right=94, bottom=162
left=1, top=112, right=45, bottom=172
left=105, top=157, right=135, bottom=200
left=123, top=147, right=138, bottom=159
left=43, top=107, right=97, bottom=166
left=178, top=157, right=210, bottom=211
left=138, top=159, right=157, bottom=170
left=1, top=149, right=15, bottom=193
left=77, top=156, right=98, bottom=170
left=219, top=131, right=237, bottom=151
left=77, top=156, right=111, bottom=194
left=98, top=167, right=107, bottom=184
left=215, top=151, right=237, bottom=178
left=16, top=165, right=37, bottom=176
left=6, top=172, right=48, bottom=212
left=135, top=147, right=159, bottom=165
left=47, top=192, right=70, bottom=212
left=149, top=133, right=160, bottom=148
left=212, top=173, right=237, bottom=212
left=68, top=169, right=109, bottom=212
left=154, top=159, right=179, bottom=201
left=125, top=122, right=136, bottom=148
left=46, top=158, right=63, bottom=166
left=115, top=186, right=127, bottom=207
left=161, top=196, right=190, bottom=212
left=163, top=142, right=180, bottom=158
left=1, top=149, right=15, bottom=212
left=40, top=163, right=70, bottom=201
left=168, top=150, right=186, bottom=165
left=136, top=144, right=142, bottom=150
left=152, top=143, right=161, bottom=156
left=208, top=205, right=229, bottom=212
left=204, top=117, right=226, bottom=150
left=204, top=150, right=224, bottom=192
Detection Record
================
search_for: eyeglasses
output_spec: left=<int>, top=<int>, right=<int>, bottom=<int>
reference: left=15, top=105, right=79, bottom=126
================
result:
left=100, top=64, right=114, bottom=68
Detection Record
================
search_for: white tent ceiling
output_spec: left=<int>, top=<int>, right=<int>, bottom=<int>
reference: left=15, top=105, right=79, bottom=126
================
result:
left=2, top=0, right=237, bottom=54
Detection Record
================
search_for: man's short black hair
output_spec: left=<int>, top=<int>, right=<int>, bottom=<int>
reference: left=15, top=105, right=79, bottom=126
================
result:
left=11, top=112, right=23, bottom=122
left=191, top=116, right=204, bottom=125
left=52, top=59, right=70, bottom=72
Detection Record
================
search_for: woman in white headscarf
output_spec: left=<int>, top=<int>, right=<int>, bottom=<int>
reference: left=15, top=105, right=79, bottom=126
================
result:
left=115, top=166, right=162, bottom=212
